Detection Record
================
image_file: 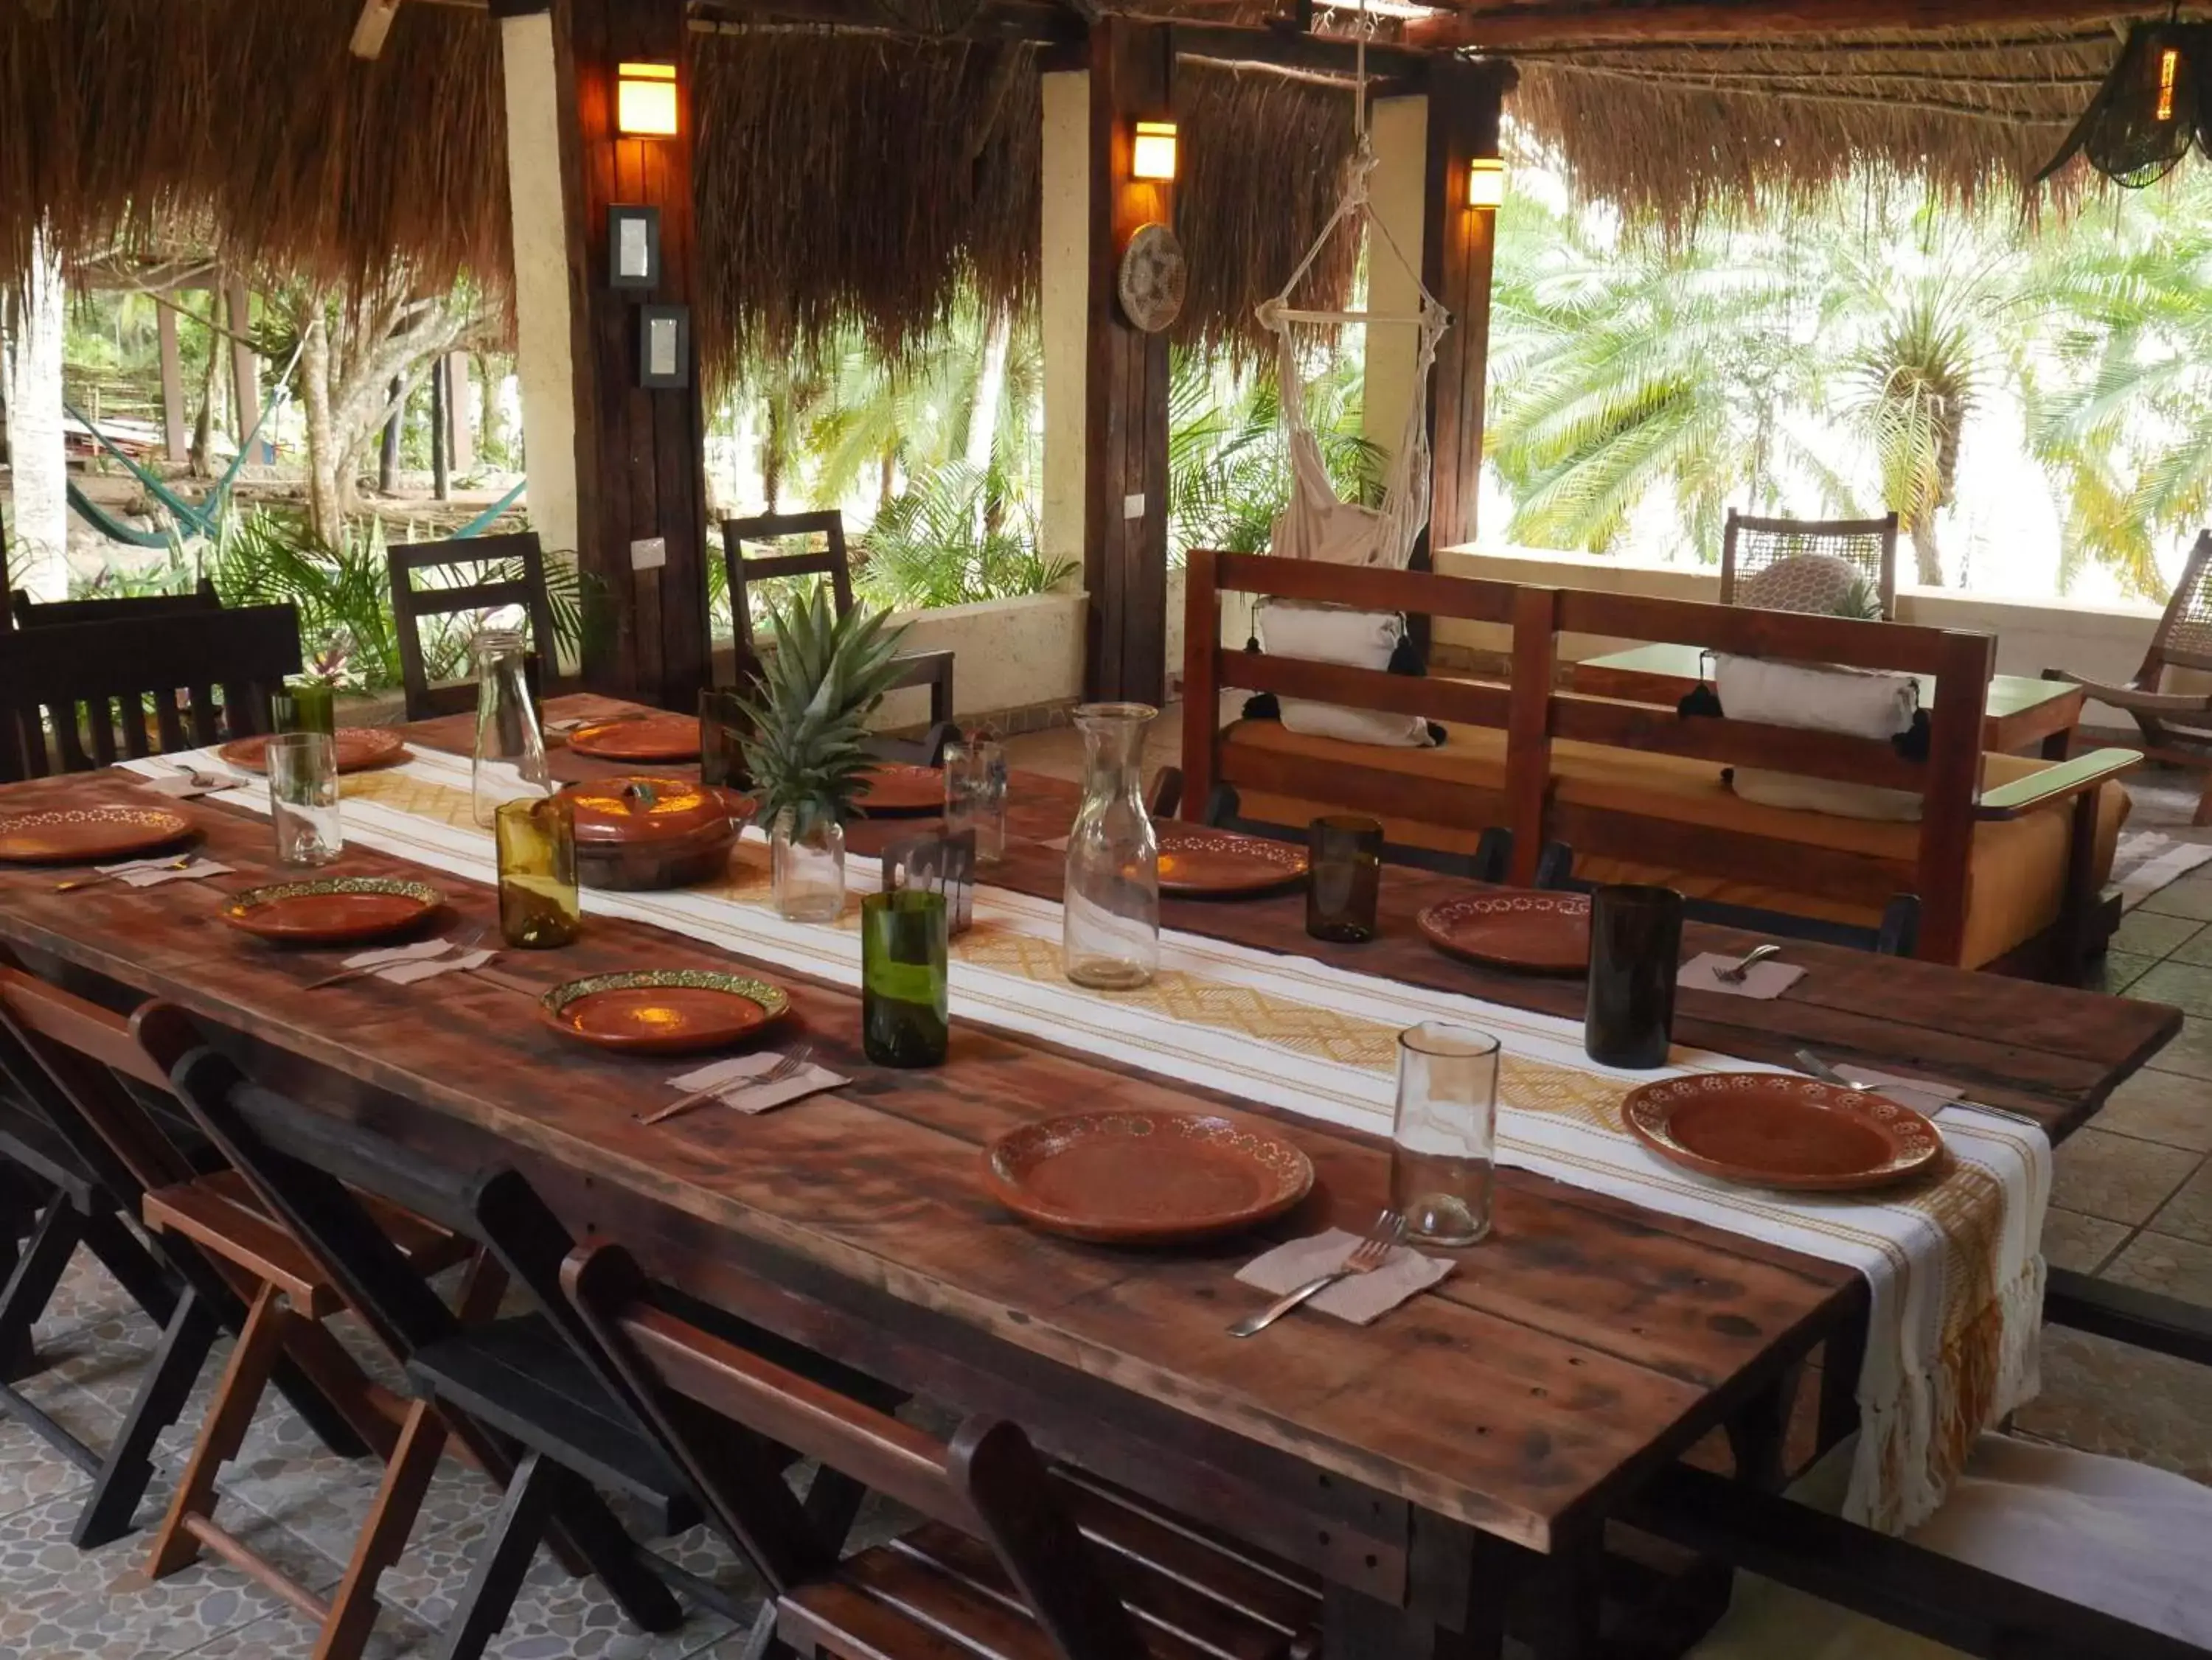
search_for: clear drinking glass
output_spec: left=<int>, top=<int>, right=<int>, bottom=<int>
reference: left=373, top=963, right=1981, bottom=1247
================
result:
left=471, top=630, right=549, bottom=827
left=771, top=812, right=846, bottom=923
left=495, top=795, right=582, bottom=949
left=1062, top=702, right=1160, bottom=990
left=266, top=732, right=341, bottom=867
left=1391, top=1022, right=1501, bottom=1247
left=943, top=734, right=1008, bottom=864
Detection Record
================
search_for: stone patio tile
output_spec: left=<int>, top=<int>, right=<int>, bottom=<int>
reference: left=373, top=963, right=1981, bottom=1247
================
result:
left=2146, top=1016, right=2212, bottom=1083
left=2050, top=1129, right=2199, bottom=1225
left=2040, top=1207, right=2130, bottom=1274
left=2091, top=951, right=2160, bottom=996
left=2147, top=1159, right=2212, bottom=1246
left=2095, top=1067, right=2212, bottom=1151
left=2112, top=910, right=2208, bottom=959
left=2104, top=1229, right=2212, bottom=1303
left=2126, top=961, right=2212, bottom=1019
left=2140, top=876, right=2212, bottom=922
left=2014, top=1325, right=2212, bottom=1484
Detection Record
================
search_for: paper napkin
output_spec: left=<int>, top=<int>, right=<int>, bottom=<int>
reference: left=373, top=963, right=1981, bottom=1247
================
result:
left=1678, top=952, right=1807, bottom=1000
left=664, top=1051, right=849, bottom=1116
left=1236, top=1228, right=1453, bottom=1325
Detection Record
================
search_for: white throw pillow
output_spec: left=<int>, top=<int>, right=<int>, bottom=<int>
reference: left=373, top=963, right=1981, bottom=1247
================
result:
left=1253, top=599, right=1436, bottom=749
left=1712, top=654, right=1922, bottom=822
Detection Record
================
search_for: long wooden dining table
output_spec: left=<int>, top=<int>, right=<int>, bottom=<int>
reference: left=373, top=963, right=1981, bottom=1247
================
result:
left=0, top=693, right=2180, bottom=1660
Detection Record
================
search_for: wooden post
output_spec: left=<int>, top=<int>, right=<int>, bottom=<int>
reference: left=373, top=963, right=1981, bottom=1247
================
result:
left=224, top=284, right=260, bottom=462
left=1082, top=18, right=1173, bottom=706
left=1421, top=61, right=1513, bottom=552
left=156, top=299, right=188, bottom=462
left=431, top=358, right=451, bottom=501
left=495, top=0, right=709, bottom=704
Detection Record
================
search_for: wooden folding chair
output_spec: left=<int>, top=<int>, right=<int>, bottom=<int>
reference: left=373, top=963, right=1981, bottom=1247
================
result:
left=720, top=510, right=956, bottom=765
left=10, top=576, right=222, bottom=630
left=0, top=603, right=301, bottom=782
left=566, top=1235, right=1325, bottom=1660
left=1719, top=509, right=1901, bottom=620
left=0, top=961, right=394, bottom=1548
left=386, top=532, right=561, bottom=720
left=150, top=1024, right=691, bottom=1660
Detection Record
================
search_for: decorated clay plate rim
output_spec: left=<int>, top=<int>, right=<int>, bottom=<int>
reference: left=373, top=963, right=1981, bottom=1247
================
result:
left=540, top=969, right=792, bottom=1023
left=0, top=805, right=196, bottom=859
left=566, top=716, right=701, bottom=758
left=1421, top=892, right=1590, bottom=923
left=984, top=1109, right=1315, bottom=1243
left=222, top=876, right=446, bottom=918
left=218, top=729, right=409, bottom=773
left=1621, top=1072, right=1943, bottom=1193
left=1156, top=829, right=1310, bottom=893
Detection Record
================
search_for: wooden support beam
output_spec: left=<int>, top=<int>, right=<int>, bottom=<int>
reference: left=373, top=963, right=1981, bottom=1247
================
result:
left=224, top=284, right=260, bottom=464
left=1083, top=17, right=1175, bottom=706
left=349, top=0, right=406, bottom=59
left=1422, top=59, right=1511, bottom=552
left=155, top=301, right=188, bottom=464
left=1406, top=0, right=2152, bottom=52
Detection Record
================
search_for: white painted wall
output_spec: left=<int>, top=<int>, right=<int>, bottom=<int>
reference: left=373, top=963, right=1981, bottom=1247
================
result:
left=1362, top=97, right=1427, bottom=467
left=498, top=11, right=581, bottom=565
left=869, top=590, right=1089, bottom=730
left=3, top=233, right=67, bottom=599
left=1039, top=72, right=1089, bottom=592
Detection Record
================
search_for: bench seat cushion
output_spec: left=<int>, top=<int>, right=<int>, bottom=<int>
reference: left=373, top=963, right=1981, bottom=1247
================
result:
left=1219, top=718, right=2125, bottom=969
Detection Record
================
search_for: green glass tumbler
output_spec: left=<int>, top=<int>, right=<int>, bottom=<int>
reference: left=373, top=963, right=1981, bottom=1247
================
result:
left=495, top=795, right=582, bottom=949
left=861, top=889, right=948, bottom=1068
left=272, top=677, right=336, bottom=737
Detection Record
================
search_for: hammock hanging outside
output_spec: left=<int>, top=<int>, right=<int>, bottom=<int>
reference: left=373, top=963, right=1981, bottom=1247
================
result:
left=1256, top=0, right=1452, bottom=574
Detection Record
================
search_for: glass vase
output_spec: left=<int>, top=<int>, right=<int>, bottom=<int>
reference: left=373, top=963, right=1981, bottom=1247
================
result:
left=771, top=812, right=846, bottom=923
left=1062, top=702, right=1160, bottom=990
left=471, top=629, right=549, bottom=827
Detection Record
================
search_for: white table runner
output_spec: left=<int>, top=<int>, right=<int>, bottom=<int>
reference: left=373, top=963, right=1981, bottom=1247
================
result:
left=136, top=745, right=2051, bottom=1533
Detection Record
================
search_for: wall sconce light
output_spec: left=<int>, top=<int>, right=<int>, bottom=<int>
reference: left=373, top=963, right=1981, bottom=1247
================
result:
left=1467, top=156, right=1506, bottom=209
left=608, top=205, right=661, bottom=289
left=1130, top=119, right=1179, bottom=182
left=616, top=61, right=679, bottom=138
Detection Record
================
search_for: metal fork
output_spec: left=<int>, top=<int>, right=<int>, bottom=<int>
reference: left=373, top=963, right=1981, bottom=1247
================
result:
left=304, top=925, right=487, bottom=992
left=1794, top=1049, right=2044, bottom=1130
left=1230, top=1209, right=1407, bottom=1339
left=641, top=1045, right=818, bottom=1126
left=1715, top=943, right=1783, bottom=983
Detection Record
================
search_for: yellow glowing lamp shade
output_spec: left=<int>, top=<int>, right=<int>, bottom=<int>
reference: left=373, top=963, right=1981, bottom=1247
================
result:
left=616, top=61, right=679, bottom=138
left=1130, top=119, right=1178, bottom=182
left=1467, top=156, right=1506, bottom=209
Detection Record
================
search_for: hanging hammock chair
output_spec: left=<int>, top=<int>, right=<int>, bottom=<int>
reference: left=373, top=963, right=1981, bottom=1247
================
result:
left=1247, top=15, right=1453, bottom=748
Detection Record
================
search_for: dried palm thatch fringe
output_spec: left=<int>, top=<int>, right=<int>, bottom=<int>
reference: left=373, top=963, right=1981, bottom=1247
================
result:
left=1172, top=56, right=1360, bottom=362
left=1508, top=17, right=2146, bottom=229
left=0, top=0, right=507, bottom=321
left=692, top=29, right=1043, bottom=390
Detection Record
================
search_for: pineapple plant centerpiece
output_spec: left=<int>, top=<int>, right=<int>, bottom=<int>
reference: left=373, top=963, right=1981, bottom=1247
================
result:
left=738, top=586, right=910, bottom=921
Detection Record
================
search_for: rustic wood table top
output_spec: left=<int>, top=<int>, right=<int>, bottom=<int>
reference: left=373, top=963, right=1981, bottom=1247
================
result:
left=0, top=696, right=2172, bottom=1572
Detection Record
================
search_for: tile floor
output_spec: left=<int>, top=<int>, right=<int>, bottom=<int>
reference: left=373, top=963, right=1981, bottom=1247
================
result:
left=3, top=744, right=2210, bottom=1656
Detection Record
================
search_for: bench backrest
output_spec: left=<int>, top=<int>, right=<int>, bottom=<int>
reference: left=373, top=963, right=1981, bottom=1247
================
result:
left=1179, top=549, right=1993, bottom=963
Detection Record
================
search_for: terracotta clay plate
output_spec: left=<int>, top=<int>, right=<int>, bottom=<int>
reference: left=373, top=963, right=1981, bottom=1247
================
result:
left=541, top=969, right=791, bottom=1055
left=218, top=729, right=408, bottom=774
left=854, top=763, right=944, bottom=816
left=985, top=1110, right=1315, bottom=1245
left=1157, top=829, right=1308, bottom=898
left=0, top=805, right=195, bottom=864
left=1622, top=1073, right=1943, bottom=1193
left=1419, top=892, right=1590, bottom=975
left=567, top=715, right=701, bottom=764
left=221, top=877, right=446, bottom=945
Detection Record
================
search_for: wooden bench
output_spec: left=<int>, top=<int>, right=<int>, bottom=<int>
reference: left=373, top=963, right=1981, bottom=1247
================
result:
left=1178, top=550, right=2139, bottom=974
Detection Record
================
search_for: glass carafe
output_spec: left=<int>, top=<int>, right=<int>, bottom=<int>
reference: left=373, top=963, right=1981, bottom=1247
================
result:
left=1062, top=702, right=1161, bottom=990
left=471, top=630, right=550, bottom=826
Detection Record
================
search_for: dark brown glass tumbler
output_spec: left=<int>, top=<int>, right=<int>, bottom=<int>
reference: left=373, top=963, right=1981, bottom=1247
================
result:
left=1306, top=815, right=1383, bottom=944
left=1584, top=885, right=1683, bottom=1069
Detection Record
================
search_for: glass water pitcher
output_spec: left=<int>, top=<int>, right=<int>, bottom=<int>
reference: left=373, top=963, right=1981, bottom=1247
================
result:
left=1062, top=702, right=1161, bottom=990
left=471, top=630, right=550, bottom=826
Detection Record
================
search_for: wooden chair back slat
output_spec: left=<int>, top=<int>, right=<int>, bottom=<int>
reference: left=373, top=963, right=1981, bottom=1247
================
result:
left=386, top=532, right=559, bottom=721
left=564, top=1238, right=1151, bottom=1660
left=11, top=578, right=221, bottom=631
left=0, top=607, right=301, bottom=776
left=153, top=694, right=189, bottom=755
left=1720, top=509, right=1901, bottom=621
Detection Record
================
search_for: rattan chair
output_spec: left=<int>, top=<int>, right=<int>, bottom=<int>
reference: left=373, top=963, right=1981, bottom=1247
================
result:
left=2048, top=529, right=2212, bottom=825
left=1719, top=509, right=1902, bottom=620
